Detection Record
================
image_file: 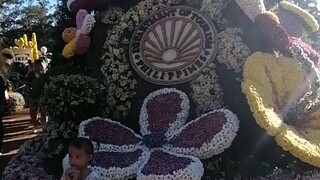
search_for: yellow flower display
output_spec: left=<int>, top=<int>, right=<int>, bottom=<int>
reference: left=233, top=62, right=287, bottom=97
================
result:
left=242, top=52, right=320, bottom=167
left=13, top=33, right=39, bottom=62
left=280, top=1, right=319, bottom=32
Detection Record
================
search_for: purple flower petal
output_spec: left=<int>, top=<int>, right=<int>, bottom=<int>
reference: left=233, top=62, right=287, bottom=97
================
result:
left=76, top=9, right=88, bottom=29
left=75, top=34, right=90, bottom=54
left=147, top=92, right=182, bottom=133
left=138, top=150, right=203, bottom=179
left=170, top=112, right=226, bottom=147
left=140, top=88, right=189, bottom=138
left=78, top=149, right=148, bottom=179
left=164, top=109, right=239, bottom=159
left=93, top=150, right=143, bottom=169
left=79, top=117, right=141, bottom=151
left=142, top=150, right=190, bottom=175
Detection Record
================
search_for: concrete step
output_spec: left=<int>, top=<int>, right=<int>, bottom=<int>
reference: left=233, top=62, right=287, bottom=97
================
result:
left=3, top=116, right=32, bottom=123
left=2, top=133, right=39, bottom=153
left=4, top=123, right=34, bottom=134
left=4, top=128, right=35, bottom=140
left=0, top=108, right=42, bottom=176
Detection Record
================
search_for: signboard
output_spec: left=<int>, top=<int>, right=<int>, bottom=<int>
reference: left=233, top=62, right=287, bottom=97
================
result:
left=13, top=48, right=31, bottom=64
left=129, top=6, right=218, bottom=85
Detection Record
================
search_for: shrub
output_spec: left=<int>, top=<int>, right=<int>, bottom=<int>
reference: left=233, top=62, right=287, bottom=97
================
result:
left=38, top=74, right=105, bottom=121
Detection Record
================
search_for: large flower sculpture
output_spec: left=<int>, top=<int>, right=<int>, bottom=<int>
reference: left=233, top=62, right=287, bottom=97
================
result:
left=62, top=9, right=95, bottom=58
left=242, top=52, right=320, bottom=167
left=64, top=88, right=239, bottom=179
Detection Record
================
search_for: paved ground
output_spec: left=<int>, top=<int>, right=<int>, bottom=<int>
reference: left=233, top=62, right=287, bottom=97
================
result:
left=0, top=109, right=42, bottom=176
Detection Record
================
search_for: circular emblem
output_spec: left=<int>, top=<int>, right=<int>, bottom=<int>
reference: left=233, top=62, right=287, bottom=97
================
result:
left=129, top=6, right=218, bottom=85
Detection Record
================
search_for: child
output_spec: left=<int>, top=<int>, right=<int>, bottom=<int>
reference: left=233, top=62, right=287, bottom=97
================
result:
left=61, top=137, right=99, bottom=180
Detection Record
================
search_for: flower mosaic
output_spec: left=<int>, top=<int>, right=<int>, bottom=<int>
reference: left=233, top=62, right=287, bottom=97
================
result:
left=100, top=0, right=186, bottom=118
left=290, top=37, right=320, bottom=65
left=242, top=52, right=320, bottom=168
left=216, top=28, right=251, bottom=73
left=43, top=119, right=78, bottom=158
left=129, top=6, right=219, bottom=85
left=62, top=9, right=95, bottom=58
left=100, top=0, right=244, bottom=118
left=100, top=7, right=124, bottom=25
left=200, top=0, right=229, bottom=25
left=2, top=137, right=54, bottom=180
left=64, top=88, right=239, bottom=179
left=190, top=62, right=224, bottom=115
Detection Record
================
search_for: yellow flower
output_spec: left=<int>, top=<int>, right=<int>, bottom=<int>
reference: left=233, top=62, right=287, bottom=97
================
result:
left=62, top=39, right=76, bottom=59
left=280, top=1, right=319, bottom=32
left=242, top=52, right=320, bottom=167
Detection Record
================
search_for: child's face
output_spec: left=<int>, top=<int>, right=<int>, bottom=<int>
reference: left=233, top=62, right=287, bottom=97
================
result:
left=68, top=146, right=92, bottom=169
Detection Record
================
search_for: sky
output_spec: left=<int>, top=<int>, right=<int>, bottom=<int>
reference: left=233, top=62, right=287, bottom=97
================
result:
left=48, top=0, right=57, bottom=14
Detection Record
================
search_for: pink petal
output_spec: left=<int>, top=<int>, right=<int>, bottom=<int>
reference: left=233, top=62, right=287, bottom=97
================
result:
left=79, top=117, right=142, bottom=152
left=76, top=9, right=88, bottom=29
left=164, top=109, right=239, bottom=159
left=137, top=150, right=203, bottom=179
left=75, top=34, right=90, bottom=54
left=139, top=88, right=189, bottom=138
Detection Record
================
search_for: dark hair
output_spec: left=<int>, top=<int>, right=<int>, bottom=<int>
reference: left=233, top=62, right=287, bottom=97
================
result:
left=69, top=137, right=94, bottom=155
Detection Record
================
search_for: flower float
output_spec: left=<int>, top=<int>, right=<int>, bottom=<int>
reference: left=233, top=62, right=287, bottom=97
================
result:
left=64, top=88, right=239, bottom=179
left=67, top=0, right=110, bottom=13
left=62, top=9, right=95, bottom=58
left=242, top=52, right=320, bottom=167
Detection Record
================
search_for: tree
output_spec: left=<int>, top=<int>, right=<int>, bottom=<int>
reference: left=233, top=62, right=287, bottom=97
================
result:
left=0, top=0, right=56, bottom=51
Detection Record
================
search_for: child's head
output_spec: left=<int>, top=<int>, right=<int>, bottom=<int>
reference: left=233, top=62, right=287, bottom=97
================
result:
left=68, top=137, right=94, bottom=169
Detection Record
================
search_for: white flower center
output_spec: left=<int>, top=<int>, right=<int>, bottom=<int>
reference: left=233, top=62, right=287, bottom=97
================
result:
left=162, top=49, right=177, bottom=62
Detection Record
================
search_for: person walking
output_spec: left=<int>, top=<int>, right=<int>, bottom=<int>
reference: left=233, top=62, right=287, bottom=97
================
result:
left=24, top=59, right=46, bottom=133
